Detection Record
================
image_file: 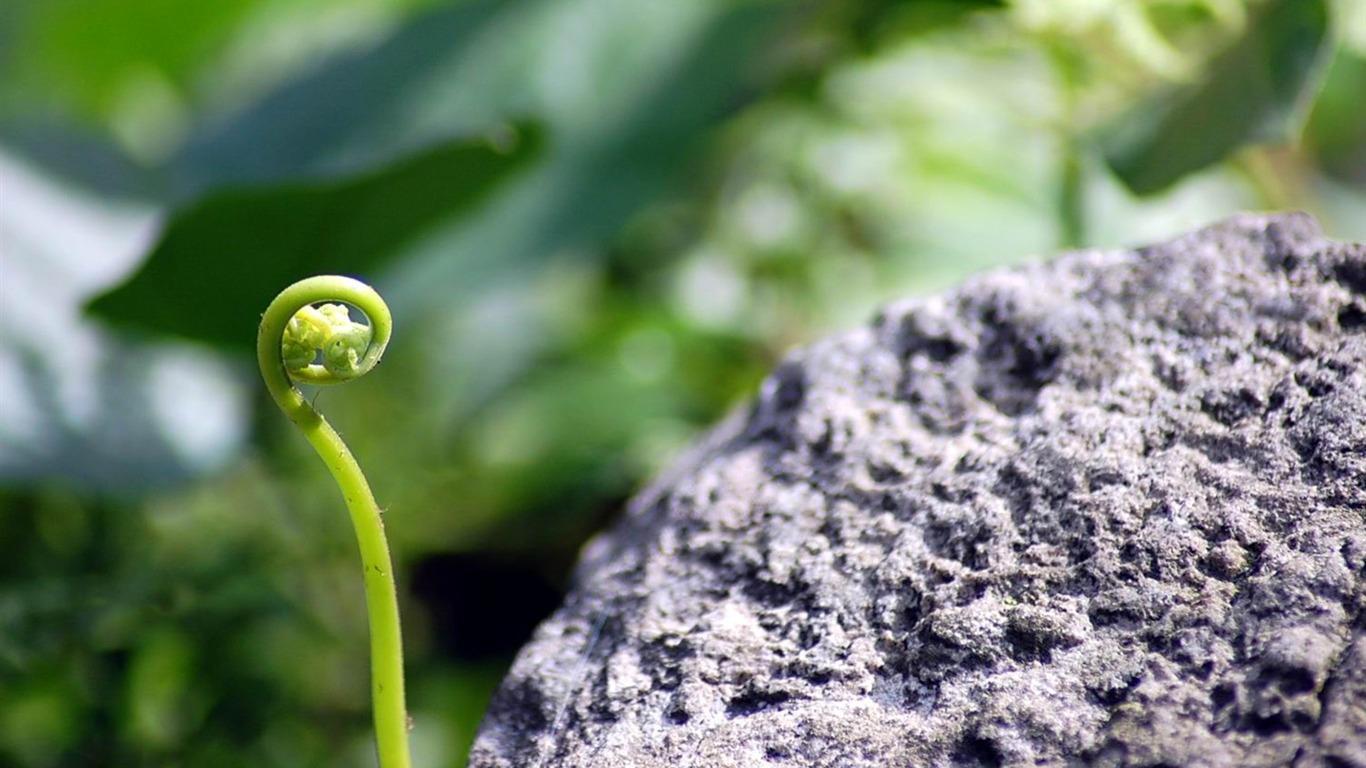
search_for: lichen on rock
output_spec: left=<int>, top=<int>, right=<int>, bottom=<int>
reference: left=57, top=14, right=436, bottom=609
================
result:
left=470, top=213, right=1366, bottom=768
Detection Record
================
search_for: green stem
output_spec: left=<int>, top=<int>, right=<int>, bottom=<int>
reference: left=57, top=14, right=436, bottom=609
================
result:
left=1047, top=42, right=1087, bottom=250
left=1058, top=139, right=1087, bottom=249
left=257, top=276, right=411, bottom=768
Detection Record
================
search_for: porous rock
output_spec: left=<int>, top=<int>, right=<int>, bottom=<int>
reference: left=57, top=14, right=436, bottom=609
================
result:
left=469, top=213, right=1366, bottom=767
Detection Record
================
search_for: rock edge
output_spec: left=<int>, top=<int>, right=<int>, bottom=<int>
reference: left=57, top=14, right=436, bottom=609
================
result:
left=471, top=213, right=1366, bottom=768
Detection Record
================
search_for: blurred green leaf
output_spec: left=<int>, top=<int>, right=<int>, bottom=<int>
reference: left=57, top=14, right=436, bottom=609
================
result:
left=87, top=0, right=788, bottom=352
left=1100, top=0, right=1331, bottom=195
left=87, top=124, right=543, bottom=349
left=1305, top=47, right=1366, bottom=186
left=0, top=0, right=268, bottom=119
left=0, top=121, right=164, bottom=200
left=169, top=0, right=528, bottom=191
left=385, top=0, right=790, bottom=314
left=0, top=0, right=473, bottom=198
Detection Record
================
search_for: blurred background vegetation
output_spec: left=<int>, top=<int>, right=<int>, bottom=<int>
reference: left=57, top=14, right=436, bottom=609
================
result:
left=0, top=0, right=1362, bottom=764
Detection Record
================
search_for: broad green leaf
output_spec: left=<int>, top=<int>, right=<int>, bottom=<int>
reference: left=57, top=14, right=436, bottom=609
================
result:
left=370, top=0, right=789, bottom=437
left=0, top=0, right=447, bottom=144
left=169, top=0, right=528, bottom=192
left=88, top=0, right=788, bottom=353
left=1304, top=46, right=1366, bottom=186
left=1100, top=0, right=1332, bottom=196
left=1, top=0, right=531, bottom=201
left=0, top=0, right=269, bottom=121
left=87, top=124, right=543, bottom=350
left=385, top=0, right=791, bottom=311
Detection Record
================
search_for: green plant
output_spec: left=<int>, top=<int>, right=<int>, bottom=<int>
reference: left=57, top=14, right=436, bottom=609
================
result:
left=257, top=275, right=411, bottom=768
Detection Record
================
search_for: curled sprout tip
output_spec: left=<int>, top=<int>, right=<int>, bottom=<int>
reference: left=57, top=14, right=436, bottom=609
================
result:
left=256, top=274, right=410, bottom=768
left=258, top=275, right=392, bottom=394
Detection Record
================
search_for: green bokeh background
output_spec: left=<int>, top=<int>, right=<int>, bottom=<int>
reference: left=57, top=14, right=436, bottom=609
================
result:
left=1, top=0, right=1363, bottom=765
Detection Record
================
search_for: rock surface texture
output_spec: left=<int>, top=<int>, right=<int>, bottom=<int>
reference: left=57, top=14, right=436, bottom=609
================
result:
left=469, top=213, right=1366, bottom=768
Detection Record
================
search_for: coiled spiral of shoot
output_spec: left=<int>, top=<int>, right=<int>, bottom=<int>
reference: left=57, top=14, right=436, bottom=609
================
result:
left=257, top=275, right=410, bottom=768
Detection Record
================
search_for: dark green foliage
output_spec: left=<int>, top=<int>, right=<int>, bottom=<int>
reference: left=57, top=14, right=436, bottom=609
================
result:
left=1100, top=0, right=1332, bottom=194
left=90, top=125, right=544, bottom=349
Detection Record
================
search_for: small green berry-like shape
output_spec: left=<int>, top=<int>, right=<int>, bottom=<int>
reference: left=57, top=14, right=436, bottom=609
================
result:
left=282, top=305, right=331, bottom=371
left=280, top=302, right=374, bottom=381
left=324, top=322, right=374, bottom=377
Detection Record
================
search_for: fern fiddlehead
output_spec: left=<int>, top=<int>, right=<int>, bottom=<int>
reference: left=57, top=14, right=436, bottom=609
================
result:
left=258, top=275, right=410, bottom=768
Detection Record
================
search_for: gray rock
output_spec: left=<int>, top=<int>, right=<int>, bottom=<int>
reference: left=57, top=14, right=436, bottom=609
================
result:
left=469, top=213, right=1366, bottom=768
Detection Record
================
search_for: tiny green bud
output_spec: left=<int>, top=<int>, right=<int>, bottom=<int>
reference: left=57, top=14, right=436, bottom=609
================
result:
left=282, top=336, right=315, bottom=371
left=324, top=322, right=374, bottom=377
left=282, top=305, right=333, bottom=372
left=316, top=303, right=354, bottom=328
left=281, top=302, right=373, bottom=379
